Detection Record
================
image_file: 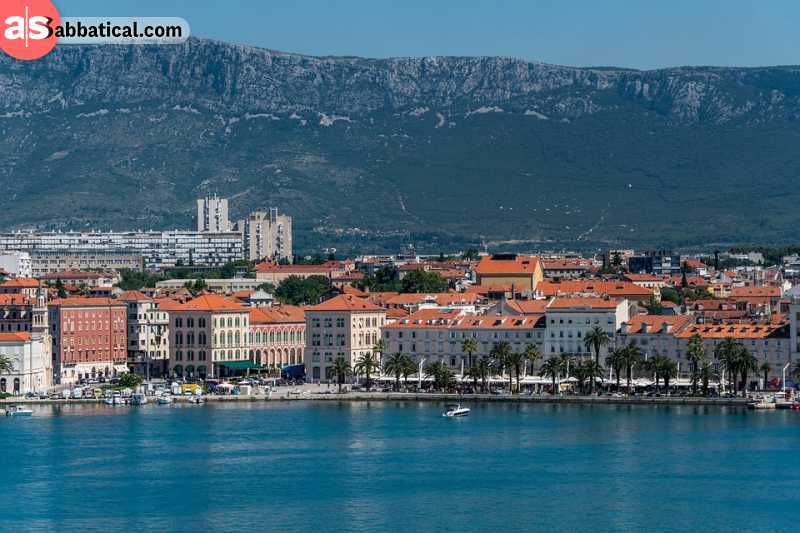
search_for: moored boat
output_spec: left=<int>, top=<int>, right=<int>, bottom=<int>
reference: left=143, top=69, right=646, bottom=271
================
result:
left=157, top=395, right=173, bottom=405
left=5, top=405, right=33, bottom=417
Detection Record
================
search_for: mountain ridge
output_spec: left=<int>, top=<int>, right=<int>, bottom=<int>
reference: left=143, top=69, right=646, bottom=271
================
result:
left=1, top=37, right=800, bottom=253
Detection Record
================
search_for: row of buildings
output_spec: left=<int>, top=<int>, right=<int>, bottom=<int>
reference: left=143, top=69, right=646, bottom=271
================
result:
left=0, top=251, right=797, bottom=394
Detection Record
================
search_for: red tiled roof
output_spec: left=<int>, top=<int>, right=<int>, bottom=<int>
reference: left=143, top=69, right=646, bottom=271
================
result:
left=0, top=294, right=33, bottom=305
left=308, top=294, right=383, bottom=312
left=502, top=299, right=549, bottom=314
left=623, top=315, right=693, bottom=334
left=0, top=332, right=32, bottom=342
left=538, top=280, right=653, bottom=298
left=675, top=323, right=787, bottom=339
left=476, top=255, right=541, bottom=276
left=0, top=278, right=39, bottom=288
left=249, top=305, right=306, bottom=324
left=40, top=270, right=113, bottom=279
left=116, top=290, right=153, bottom=302
left=180, top=294, right=247, bottom=312
left=49, top=297, right=125, bottom=307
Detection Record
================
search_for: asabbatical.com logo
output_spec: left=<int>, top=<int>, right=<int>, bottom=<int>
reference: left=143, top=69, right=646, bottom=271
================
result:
left=0, top=0, right=189, bottom=60
left=0, top=0, right=60, bottom=60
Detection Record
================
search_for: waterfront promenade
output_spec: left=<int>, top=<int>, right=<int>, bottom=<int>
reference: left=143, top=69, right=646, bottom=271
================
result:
left=0, top=386, right=750, bottom=408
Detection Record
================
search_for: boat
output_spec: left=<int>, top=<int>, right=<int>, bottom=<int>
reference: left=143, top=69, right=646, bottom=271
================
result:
left=131, top=393, right=148, bottom=406
left=5, top=405, right=33, bottom=417
left=104, top=392, right=123, bottom=406
left=442, top=403, right=470, bottom=417
left=747, top=395, right=776, bottom=410
left=157, top=395, right=173, bottom=405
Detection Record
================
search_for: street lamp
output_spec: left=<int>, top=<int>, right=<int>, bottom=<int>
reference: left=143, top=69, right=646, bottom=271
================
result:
left=782, top=362, right=791, bottom=392
left=418, top=357, right=426, bottom=389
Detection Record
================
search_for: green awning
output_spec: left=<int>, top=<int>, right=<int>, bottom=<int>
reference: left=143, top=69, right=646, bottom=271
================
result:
left=219, top=361, right=263, bottom=370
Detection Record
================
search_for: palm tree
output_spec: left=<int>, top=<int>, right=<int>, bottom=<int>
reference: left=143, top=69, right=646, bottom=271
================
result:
left=699, top=361, right=715, bottom=397
left=383, top=352, right=407, bottom=391
left=659, top=356, right=678, bottom=393
left=539, top=356, right=563, bottom=395
left=582, top=360, right=605, bottom=395
left=572, top=361, right=589, bottom=394
left=504, top=351, right=526, bottom=394
left=461, top=338, right=479, bottom=367
left=759, top=361, right=773, bottom=390
left=354, top=352, right=380, bottom=391
left=465, top=364, right=481, bottom=392
left=490, top=341, right=512, bottom=391
left=738, top=348, right=757, bottom=394
left=330, top=357, right=351, bottom=393
left=0, top=354, right=12, bottom=374
left=605, top=348, right=626, bottom=390
left=524, top=343, right=541, bottom=376
left=474, top=357, right=492, bottom=393
left=686, top=333, right=705, bottom=395
left=372, top=339, right=387, bottom=368
left=715, top=337, right=742, bottom=395
left=584, top=326, right=611, bottom=365
left=400, top=355, right=417, bottom=390
left=424, top=361, right=455, bottom=392
left=622, top=342, right=643, bottom=394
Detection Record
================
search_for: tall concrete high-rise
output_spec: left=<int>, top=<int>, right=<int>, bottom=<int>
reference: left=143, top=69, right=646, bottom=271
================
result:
left=197, top=195, right=231, bottom=233
left=237, top=208, right=292, bottom=262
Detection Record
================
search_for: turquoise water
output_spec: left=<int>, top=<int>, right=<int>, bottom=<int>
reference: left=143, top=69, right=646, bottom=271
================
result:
left=1, top=402, right=798, bottom=532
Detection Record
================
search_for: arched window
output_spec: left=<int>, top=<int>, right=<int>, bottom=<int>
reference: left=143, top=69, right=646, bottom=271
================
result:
left=0, top=378, right=5, bottom=392
left=235, top=331, right=241, bottom=345
left=227, top=331, right=234, bottom=345
left=199, top=332, right=206, bottom=346
left=176, top=331, right=183, bottom=345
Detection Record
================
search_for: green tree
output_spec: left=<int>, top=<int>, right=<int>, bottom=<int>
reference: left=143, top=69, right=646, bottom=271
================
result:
left=256, top=282, right=276, bottom=293
left=461, top=338, right=479, bottom=367
left=643, top=296, right=664, bottom=315
left=738, top=348, right=758, bottom=394
left=622, top=342, right=643, bottom=394
left=686, top=333, right=706, bottom=395
left=539, top=356, right=563, bottom=395
left=0, top=354, right=14, bottom=373
left=400, top=270, right=448, bottom=293
left=462, top=248, right=480, bottom=261
left=472, top=357, right=493, bottom=393
left=760, top=361, right=773, bottom=390
left=400, top=356, right=417, bottom=389
left=357, top=266, right=400, bottom=292
left=715, top=337, right=743, bottom=395
left=119, top=373, right=143, bottom=389
left=504, top=351, right=526, bottom=394
left=584, top=326, right=611, bottom=366
left=54, top=278, right=68, bottom=299
left=605, top=348, right=627, bottom=390
left=582, top=360, right=605, bottom=394
left=354, top=353, right=380, bottom=391
left=699, top=361, right=715, bottom=396
left=383, top=352, right=409, bottom=391
left=424, top=361, right=455, bottom=391
left=275, top=275, right=331, bottom=305
left=331, top=357, right=352, bottom=393
left=524, top=344, right=541, bottom=377
left=489, top=341, right=512, bottom=391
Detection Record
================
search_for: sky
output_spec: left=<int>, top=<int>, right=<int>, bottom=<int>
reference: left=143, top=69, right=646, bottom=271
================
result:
left=56, top=0, right=800, bottom=70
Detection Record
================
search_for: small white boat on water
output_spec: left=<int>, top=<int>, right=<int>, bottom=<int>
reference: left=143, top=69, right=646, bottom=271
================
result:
left=5, top=405, right=33, bottom=417
left=104, top=392, right=123, bottom=406
left=442, top=403, right=470, bottom=417
left=157, top=395, right=173, bottom=405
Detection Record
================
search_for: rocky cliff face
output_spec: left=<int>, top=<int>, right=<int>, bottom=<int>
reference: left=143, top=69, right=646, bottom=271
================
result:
left=1, top=38, right=800, bottom=252
left=3, top=38, right=800, bottom=122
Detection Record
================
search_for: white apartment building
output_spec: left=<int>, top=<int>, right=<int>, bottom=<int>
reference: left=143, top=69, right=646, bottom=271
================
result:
left=382, top=309, right=545, bottom=371
left=543, top=297, right=630, bottom=358
left=236, top=208, right=292, bottom=261
left=0, top=332, right=51, bottom=395
left=119, top=291, right=170, bottom=378
left=0, top=251, right=32, bottom=278
left=197, top=194, right=231, bottom=233
left=304, top=294, right=386, bottom=381
left=0, top=230, right=243, bottom=270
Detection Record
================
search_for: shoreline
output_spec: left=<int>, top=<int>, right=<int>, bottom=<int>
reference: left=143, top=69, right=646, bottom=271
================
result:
left=1, top=393, right=750, bottom=408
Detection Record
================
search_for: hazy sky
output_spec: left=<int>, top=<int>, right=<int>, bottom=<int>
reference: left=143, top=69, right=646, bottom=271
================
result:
left=56, top=0, right=800, bottom=69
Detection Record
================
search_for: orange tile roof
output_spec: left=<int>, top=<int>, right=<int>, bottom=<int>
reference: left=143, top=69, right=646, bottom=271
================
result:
left=674, top=323, right=788, bottom=339
left=386, top=309, right=541, bottom=330
left=40, top=270, right=113, bottom=279
left=623, top=314, right=693, bottom=334
left=116, top=290, right=153, bottom=302
left=0, top=278, right=40, bottom=288
left=249, top=305, right=306, bottom=324
left=623, top=273, right=662, bottom=282
left=180, top=294, right=247, bottom=312
left=0, top=332, right=32, bottom=342
left=475, top=255, right=541, bottom=276
left=731, top=286, right=781, bottom=298
left=547, top=297, right=622, bottom=310
left=308, top=294, right=384, bottom=312
left=538, top=280, right=653, bottom=298
left=255, top=261, right=344, bottom=274
left=341, top=285, right=367, bottom=297
left=153, top=297, right=186, bottom=311
left=542, top=259, right=590, bottom=270
left=502, top=299, right=549, bottom=314
left=0, top=294, right=33, bottom=305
